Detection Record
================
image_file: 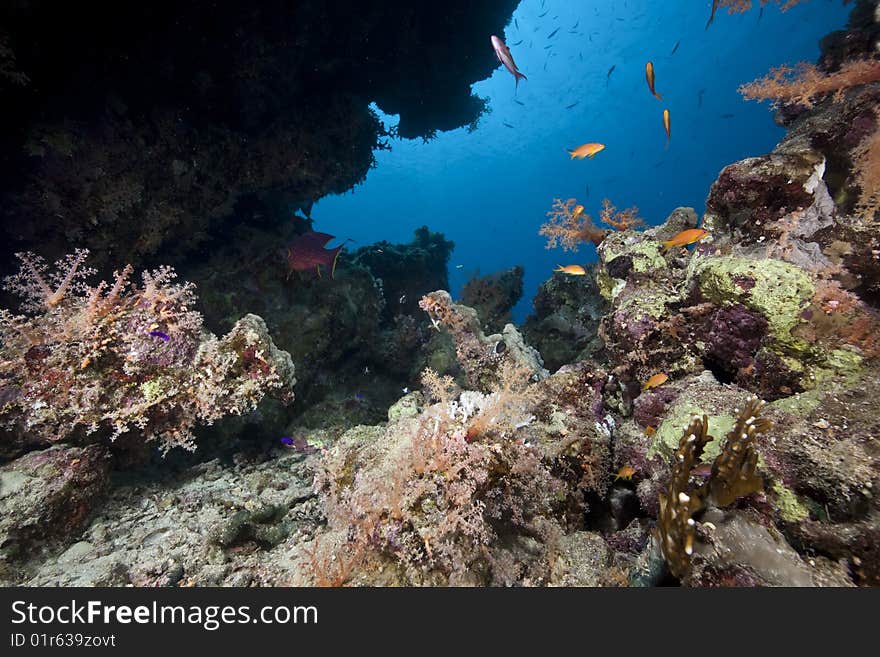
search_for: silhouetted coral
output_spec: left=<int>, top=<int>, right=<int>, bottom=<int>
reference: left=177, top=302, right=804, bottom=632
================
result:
left=523, top=269, right=607, bottom=372
left=460, top=265, right=524, bottom=334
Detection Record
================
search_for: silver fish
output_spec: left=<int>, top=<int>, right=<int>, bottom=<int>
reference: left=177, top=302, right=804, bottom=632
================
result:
left=490, top=35, right=527, bottom=90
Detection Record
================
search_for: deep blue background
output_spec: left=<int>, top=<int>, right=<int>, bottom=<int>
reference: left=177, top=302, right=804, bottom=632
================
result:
left=314, top=0, right=850, bottom=322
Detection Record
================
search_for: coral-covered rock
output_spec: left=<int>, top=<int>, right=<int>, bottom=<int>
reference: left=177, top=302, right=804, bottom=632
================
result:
left=313, top=392, right=566, bottom=585
left=350, top=226, right=455, bottom=322
left=548, top=531, right=613, bottom=586
left=684, top=507, right=852, bottom=587
left=418, top=290, right=548, bottom=392
left=523, top=268, right=607, bottom=372
left=759, top=368, right=880, bottom=584
left=703, top=151, right=827, bottom=249
left=190, top=225, right=453, bottom=421
left=0, top=252, right=295, bottom=455
left=0, top=444, right=110, bottom=574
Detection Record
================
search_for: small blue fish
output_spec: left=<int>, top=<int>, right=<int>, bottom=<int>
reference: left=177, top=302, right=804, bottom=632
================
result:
left=280, top=436, right=318, bottom=454
left=148, top=330, right=170, bottom=341
left=355, top=392, right=364, bottom=400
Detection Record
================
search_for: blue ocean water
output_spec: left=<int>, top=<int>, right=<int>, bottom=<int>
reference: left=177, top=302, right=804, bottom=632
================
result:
left=314, top=0, right=851, bottom=322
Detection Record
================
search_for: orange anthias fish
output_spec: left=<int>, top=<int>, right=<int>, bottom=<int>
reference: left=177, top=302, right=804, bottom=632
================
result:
left=568, top=142, right=605, bottom=160
left=662, top=228, right=709, bottom=250
left=614, top=465, right=636, bottom=482
left=491, top=35, right=527, bottom=90
left=663, top=108, right=671, bottom=146
left=572, top=204, right=585, bottom=219
left=555, top=264, right=587, bottom=276
left=645, top=61, right=662, bottom=100
left=642, top=372, right=668, bottom=390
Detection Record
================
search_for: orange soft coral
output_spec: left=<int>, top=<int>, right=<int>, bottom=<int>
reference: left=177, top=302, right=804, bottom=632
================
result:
left=720, top=0, right=808, bottom=11
left=853, top=108, right=880, bottom=220
left=599, top=198, right=645, bottom=232
left=539, top=198, right=607, bottom=251
left=739, top=59, right=880, bottom=109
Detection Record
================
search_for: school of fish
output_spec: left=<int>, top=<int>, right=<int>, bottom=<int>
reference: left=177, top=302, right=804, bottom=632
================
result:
left=490, top=20, right=705, bottom=280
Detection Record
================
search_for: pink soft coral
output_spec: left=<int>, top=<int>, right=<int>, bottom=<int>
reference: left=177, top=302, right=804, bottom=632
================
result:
left=1, top=250, right=295, bottom=453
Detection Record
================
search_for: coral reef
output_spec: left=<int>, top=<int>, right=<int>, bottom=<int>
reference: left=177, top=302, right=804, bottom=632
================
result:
left=0, top=1, right=517, bottom=275
left=187, top=225, right=454, bottom=426
left=349, top=226, right=455, bottom=322
left=307, top=335, right=617, bottom=586
left=418, top=290, right=547, bottom=392
left=0, top=0, right=878, bottom=590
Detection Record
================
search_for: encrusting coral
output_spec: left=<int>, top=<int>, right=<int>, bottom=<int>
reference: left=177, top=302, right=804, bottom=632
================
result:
left=0, top=250, right=295, bottom=454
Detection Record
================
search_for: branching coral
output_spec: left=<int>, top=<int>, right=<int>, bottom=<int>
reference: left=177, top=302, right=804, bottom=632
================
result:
left=657, top=414, right=710, bottom=576
left=420, top=367, right=460, bottom=404
left=0, top=250, right=295, bottom=453
left=739, top=59, right=880, bottom=110
left=539, top=198, right=607, bottom=252
left=599, top=198, right=645, bottom=232
left=3, top=249, right=96, bottom=313
left=657, top=397, right=770, bottom=578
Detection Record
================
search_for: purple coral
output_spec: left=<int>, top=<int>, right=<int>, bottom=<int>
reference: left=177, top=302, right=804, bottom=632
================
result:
left=633, top=387, right=677, bottom=428
left=704, top=304, right=768, bottom=372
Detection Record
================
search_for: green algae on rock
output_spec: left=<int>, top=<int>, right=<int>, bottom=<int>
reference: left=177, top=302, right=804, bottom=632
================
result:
left=691, top=255, right=815, bottom=355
